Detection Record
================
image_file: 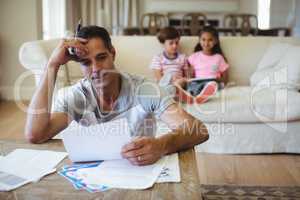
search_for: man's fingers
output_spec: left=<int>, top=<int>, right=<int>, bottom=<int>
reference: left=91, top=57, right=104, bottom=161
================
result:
left=127, top=154, right=157, bottom=166
left=76, top=37, right=88, bottom=43
left=121, top=137, right=148, bottom=153
left=62, top=38, right=88, bottom=52
left=135, top=159, right=156, bottom=166
left=63, top=43, right=88, bottom=52
left=122, top=140, right=144, bottom=153
left=63, top=37, right=87, bottom=44
left=74, top=48, right=89, bottom=57
left=121, top=147, right=147, bottom=159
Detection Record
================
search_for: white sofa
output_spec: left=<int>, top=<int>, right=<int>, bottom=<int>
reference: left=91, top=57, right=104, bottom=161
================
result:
left=19, top=36, right=300, bottom=154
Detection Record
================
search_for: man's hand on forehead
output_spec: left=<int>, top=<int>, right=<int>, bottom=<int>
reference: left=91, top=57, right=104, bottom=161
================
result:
left=64, top=37, right=89, bottom=60
left=48, top=37, right=89, bottom=68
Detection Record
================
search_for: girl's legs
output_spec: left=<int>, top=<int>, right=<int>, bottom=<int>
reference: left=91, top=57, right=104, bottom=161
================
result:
left=173, top=78, right=194, bottom=104
left=194, top=81, right=218, bottom=104
left=185, top=79, right=218, bottom=104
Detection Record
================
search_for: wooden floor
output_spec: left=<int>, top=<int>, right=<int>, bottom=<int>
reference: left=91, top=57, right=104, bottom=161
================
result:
left=197, top=152, right=300, bottom=186
left=0, top=101, right=28, bottom=140
left=1, top=101, right=300, bottom=187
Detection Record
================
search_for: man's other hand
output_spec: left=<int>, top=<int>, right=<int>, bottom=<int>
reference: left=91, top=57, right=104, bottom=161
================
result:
left=121, top=136, right=165, bottom=166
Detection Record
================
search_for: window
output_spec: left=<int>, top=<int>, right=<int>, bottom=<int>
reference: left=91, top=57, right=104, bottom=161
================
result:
left=258, top=0, right=271, bottom=29
left=42, top=0, right=66, bottom=39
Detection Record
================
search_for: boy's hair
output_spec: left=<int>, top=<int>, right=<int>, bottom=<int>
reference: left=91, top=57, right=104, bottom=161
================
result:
left=194, top=26, right=226, bottom=60
left=77, top=26, right=113, bottom=50
left=157, top=27, right=180, bottom=44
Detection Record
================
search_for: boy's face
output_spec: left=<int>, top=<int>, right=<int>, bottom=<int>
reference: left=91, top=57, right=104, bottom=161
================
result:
left=163, top=38, right=180, bottom=55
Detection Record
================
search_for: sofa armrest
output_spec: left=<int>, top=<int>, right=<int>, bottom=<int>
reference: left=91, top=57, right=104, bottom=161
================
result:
left=19, top=39, right=62, bottom=86
left=19, top=39, right=79, bottom=88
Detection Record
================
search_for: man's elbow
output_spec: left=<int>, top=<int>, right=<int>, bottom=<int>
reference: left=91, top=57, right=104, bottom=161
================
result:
left=202, top=132, right=209, bottom=143
left=24, top=131, right=46, bottom=144
left=198, top=124, right=209, bottom=144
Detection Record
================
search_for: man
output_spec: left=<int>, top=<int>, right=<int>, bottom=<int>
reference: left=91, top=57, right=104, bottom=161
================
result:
left=25, top=26, right=209, bottom=166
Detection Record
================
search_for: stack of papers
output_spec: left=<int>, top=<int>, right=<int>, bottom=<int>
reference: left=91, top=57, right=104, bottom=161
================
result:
left=0, top=149, right=67, bottom=191
left=58, top=153, right=180, bottom=192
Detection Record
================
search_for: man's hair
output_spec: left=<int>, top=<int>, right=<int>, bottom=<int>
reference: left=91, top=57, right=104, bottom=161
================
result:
left=157, top=27, right=180, bottom=44
left=77, top=26, right=113, bottom=49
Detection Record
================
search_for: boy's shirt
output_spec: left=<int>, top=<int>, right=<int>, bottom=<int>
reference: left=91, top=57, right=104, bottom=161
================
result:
left=150, top=52, right=188, bottom=79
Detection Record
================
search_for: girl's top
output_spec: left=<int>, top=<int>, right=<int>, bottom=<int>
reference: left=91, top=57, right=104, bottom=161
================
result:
left=188, top=51, right=229, bottom=79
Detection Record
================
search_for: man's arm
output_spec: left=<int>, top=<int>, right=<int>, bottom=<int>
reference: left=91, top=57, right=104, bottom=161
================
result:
left=157, top=103, right=209, bottom=154
left=25, top=38, right=88, bottom=143
left=24, top=66, right=69, bottom=143
left=121, top=103, right=208, bottom=166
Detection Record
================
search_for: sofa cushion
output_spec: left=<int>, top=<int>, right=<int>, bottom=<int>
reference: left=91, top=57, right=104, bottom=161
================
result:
left=256, top=43, right=292, bottom=71
left=183, top=86, right=300, bottom=123
left=275, top=45, right=300, bottom=90
left=251, top=43, right=300, bottom=91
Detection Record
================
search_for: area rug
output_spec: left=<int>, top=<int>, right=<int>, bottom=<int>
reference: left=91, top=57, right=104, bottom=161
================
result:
left=201, top=184, right=300, bottom=200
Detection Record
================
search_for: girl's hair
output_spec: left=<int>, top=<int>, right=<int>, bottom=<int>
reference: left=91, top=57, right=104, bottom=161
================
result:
left=194, top=26, right=226, bottom=60
left=157, top=27, right=180, bottom=44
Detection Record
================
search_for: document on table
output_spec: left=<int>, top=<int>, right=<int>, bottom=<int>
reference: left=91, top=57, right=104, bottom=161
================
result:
left=58, top=152, right=181, bottom=191
left=156, top=153, right=181, bottom=183
left=61, top=118, right=132, bottom=162
left=0, top=149, right=67, bottom=191
left=75, top=158, right=166, bottom=189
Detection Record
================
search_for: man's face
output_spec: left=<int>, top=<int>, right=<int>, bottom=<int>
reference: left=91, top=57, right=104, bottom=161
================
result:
left=78, top=38, right=118, bottom=91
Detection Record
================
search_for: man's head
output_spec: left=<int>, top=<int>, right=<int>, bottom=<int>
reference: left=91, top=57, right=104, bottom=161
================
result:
left=76, top=26, right=118, bottom=91
left=77, top=26, right=113, bottom=50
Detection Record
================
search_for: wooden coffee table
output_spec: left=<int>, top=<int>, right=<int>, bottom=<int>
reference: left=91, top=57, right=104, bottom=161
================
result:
left=0, top=139, right=202, bottom=200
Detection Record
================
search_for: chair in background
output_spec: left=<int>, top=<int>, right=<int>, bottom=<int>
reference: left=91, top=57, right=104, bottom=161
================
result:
left=139, top=13, right=168, bottom=35
left=181, top=12, right=207, bottom=35
left=223, top=14, right=258, bottom=36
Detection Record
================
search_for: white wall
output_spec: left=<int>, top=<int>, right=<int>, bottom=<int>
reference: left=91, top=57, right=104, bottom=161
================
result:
left=139, top=0, right=258, bottom=15
left=0, top=0, right=41, bottom=100
left=139, top=0, right=298, bottom=34
left=239, top=0, right=258, bottom=15
left=295, top=0, right=300, bottom=37
left=270, top=0, right=295, bottom=28
left=138, top=0, right=240, bottom=28
left=140, top=0, right=240, bottom=13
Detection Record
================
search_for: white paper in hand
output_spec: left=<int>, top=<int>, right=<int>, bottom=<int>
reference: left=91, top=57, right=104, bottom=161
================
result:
left=62, top=118, right=131, bottom=162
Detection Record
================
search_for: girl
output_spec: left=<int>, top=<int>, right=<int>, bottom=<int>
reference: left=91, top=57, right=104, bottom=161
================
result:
left=177, top=26, right=229, bottom=104
left=149, top=27, right=189, bottom=88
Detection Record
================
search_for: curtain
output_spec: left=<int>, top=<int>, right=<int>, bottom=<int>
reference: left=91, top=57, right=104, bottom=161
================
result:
left=65, top=0, right=139, bottom=35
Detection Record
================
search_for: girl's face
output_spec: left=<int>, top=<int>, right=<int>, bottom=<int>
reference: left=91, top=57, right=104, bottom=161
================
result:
left=164, top=38, right=180, bottom=56
left=199, top=32, right=217, bottom=54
